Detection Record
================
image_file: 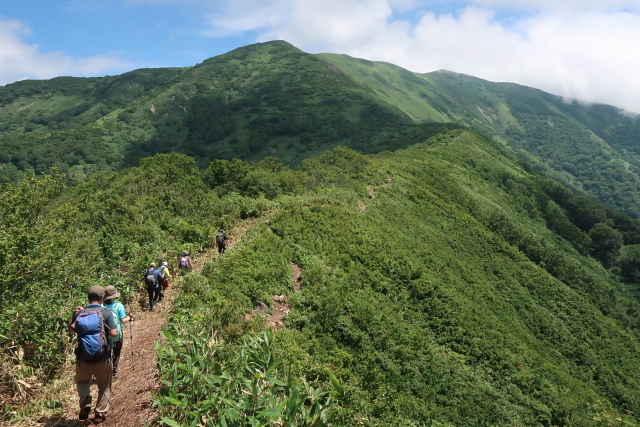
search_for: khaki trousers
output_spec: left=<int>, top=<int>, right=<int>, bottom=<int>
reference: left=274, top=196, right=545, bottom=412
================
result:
left=75, top=358, right=112, bottom=415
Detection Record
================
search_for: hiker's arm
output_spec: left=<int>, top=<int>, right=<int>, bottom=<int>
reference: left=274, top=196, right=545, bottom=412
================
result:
left=119, top=304, right=130, bottom=323
left=67, top=307, right=82, bottom=333
left=108, top=328, right=118, bottom=337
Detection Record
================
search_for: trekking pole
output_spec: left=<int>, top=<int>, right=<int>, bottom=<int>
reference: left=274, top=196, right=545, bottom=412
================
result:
left=129, top=315, right=135, bottom=371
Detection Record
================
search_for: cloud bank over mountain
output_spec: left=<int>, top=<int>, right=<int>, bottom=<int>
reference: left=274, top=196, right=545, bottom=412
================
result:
left=2, top=0, right=640, bottom=113
left=206, top=0, right=640, bottom=112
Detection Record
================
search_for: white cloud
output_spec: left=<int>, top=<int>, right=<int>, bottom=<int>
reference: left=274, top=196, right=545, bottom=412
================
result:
left=469, top=0, right=640, bottom=12
left=203, top=0, right=640, bottom=113
left=0, top=18, right=132, bottom=86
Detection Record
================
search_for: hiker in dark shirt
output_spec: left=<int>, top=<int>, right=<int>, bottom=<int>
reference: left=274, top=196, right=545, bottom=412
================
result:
left=68, top=286, right=118, bottom=424
left=217, top=229, right=229, bottom=254
left=143, top=263, right=161, bottom=311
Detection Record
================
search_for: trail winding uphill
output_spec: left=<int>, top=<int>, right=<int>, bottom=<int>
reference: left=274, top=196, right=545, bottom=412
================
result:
left=7, top=217, right=293, bottom=427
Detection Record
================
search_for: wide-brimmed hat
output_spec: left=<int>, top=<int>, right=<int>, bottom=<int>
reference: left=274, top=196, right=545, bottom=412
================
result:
left=88, top=285, right=105, bottom=300
left=104, top=285, right=120, bottom=300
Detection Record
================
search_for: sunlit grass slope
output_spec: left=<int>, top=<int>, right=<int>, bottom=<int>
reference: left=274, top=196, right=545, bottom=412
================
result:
left=319, top=53, right=640, bottom=218
left=157, top=129, right=640, bottom=426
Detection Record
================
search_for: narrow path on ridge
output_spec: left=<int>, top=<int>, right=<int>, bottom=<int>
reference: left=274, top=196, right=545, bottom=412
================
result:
left=34, top=218, right=263, bottom=427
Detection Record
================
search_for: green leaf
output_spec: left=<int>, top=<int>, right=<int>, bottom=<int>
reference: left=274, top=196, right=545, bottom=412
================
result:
left=164, top=397, right=185, bottom=407
left=327, top=371, right=344, bottom=398
left=266, top=376, right=287, bottom=386
left=257, top=409, right=282, bottom=418
left=160, top=417, right=183, bottom=427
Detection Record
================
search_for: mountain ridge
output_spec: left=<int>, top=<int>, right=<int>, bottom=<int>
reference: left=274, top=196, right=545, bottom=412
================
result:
left=1, top=40, right=639, bottom=218
left=6, top=126, right=640, bottom=425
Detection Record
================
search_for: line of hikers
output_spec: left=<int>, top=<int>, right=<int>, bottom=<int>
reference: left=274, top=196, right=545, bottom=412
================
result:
left=143, top=260, right=173, bottom=312
left=67, top=242, right=225, bottom=423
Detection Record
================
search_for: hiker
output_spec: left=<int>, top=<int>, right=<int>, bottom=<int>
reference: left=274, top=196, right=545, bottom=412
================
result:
left=157, top=261, right=172, bottom=301
left=68, top=286, right=118, bottom=424
left=144, top=262, right=161, bottom=311
left=217, top=229, right=229, bottom=254
left=179, top=251, right=193, bottom=272
left=103, top=285, right=131, bottom=378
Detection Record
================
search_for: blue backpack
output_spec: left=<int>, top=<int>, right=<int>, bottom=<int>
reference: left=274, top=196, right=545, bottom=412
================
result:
left=74, top=307, right=110, bottom=363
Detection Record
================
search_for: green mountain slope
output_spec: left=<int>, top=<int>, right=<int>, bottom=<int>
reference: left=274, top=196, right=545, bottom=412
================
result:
left=0, top=41, right=428, bottom=184
left=1, top=40, right=640, bottom=219
left=319, top=54, right=640, bottom=217
left=5, top=127, right=640, bottom=425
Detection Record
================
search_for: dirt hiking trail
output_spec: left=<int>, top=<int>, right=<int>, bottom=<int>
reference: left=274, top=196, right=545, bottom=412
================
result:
left=6, top=217, right=300, bottom=427
left=15, top=224, right=251, bottom=427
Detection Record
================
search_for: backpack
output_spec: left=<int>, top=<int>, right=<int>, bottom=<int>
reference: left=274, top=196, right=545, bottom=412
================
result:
left=105, top=302, right=124, bottom=343
left=74, top=307, right=110, bottom=363
left=145, top=268, right=157, bottom=287
left=217, top=234, right=226, bottom=245
left=157, top=270, right=166, bottom=286
left=180, top=256, right=191, bottom=269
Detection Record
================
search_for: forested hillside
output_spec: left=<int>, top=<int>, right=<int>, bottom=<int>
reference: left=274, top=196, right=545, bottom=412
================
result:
left=5, top=124, right=640, bottom=425
left=1, top=40, right=639, bottom=220
left=318, top=54, right=640, bottom=218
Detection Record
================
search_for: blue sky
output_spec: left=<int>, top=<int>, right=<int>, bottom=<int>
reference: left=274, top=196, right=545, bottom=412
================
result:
left=2, top=0, right=640, bottom=112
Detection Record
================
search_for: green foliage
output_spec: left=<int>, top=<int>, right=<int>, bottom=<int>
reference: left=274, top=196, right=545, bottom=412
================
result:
left=3, top=40, right=640, bottom=230
left=589, top=223, right=623, bottom=266
left=7, top=126, right=640, bottom=426
left=156, top=330, right=342, bottom=427
left=0, top=170, right=74, bottom=375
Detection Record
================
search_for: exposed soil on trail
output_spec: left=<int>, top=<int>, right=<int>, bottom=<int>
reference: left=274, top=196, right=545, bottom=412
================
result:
left=30, top=282, right=175, bottom=427
left=7, top=216, right=290, bottom=427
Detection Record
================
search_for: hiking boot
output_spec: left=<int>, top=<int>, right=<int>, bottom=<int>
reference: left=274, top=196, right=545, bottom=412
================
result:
left=93, top=412, right=107, bottom=424
left=79, top=405, right=91, bottom=420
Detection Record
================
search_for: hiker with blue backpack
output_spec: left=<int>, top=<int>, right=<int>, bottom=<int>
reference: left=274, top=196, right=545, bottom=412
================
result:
left=103, top=285, right=130, bottom=378
left=68, top=286, right=118, bottom=424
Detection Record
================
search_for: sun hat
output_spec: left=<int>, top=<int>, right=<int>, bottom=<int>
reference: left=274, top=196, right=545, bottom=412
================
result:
left=104, top=285, right=120, bottom=300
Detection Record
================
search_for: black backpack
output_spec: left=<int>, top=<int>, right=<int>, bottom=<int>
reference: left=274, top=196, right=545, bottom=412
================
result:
left=145, top=268, right=157, bottom=287
left=217, top=234, right=226, bottom=245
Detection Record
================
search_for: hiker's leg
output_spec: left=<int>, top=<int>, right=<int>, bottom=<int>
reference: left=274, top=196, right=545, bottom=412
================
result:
left=112, top=340, right=123, bottom=374
left=147, top=288, right=154, bottom=310
left=94, top=358, right=113, bottom=415
left=74, top=362, right=93, bottom=410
